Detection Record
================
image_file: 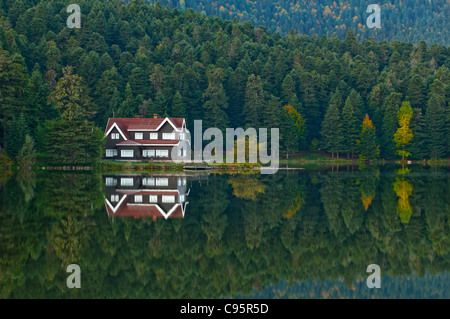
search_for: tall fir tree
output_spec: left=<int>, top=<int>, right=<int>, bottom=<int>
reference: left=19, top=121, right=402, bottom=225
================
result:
left=321, top=90, right=344, bottom=158
left=381, top=93, right=402, bottom=159
left=357, top=114, right=380, bottom=161
left=342, top=91, right=362, bottom=158
left=244, top=74, right=265, bottom=128
left=202, top=68, right=229, bottom=130
left=172, top=91, right=186, bottom=119
left=424, top=94, right=446, bottom=160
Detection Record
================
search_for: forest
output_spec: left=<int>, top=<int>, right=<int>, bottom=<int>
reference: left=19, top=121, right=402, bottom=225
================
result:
left=0, top=0, right=449, bottom=165
left=0, top=167, right=449, bottom=298
left=144, top=0, right=450, bottom=46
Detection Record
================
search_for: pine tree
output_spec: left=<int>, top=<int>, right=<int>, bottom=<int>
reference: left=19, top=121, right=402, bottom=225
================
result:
left=172, top=91, right=186, bottom=119
left=407, top=74, right=426, bottom=110
left=357, top=114, right=380, bottom=161
left=17, top=134, right=36, bottom=168
left=408, top=108, right=426, bottom=160
left=321, top=90, right=344, bottom=158
left=244, top=74, right=265, bottom=128
left=47, top=66, right=94, bottom=121
left=342, top=90, right=362, bottom=158
left=202, top=68, right=228, bottom=130
left=425, top=94, right=446, bottom=160
left=6, top=112, right=28, bottom=161
left=393, top=102, right=414, bottom=161
left=381, top=93, right=402, bottom=159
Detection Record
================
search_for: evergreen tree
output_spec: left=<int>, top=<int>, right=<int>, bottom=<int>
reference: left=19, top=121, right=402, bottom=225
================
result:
left=5, top=113, right=28, bottom=160
left=424, top=94, right=446, bottom=160
left=244, top=74, right=265, bottom=128
left=202, top=68, right=228, bottom=130
left=357, top=114, right=380, bottom=161
left=47, top=66, right=94, bottom=121
left=17, top=134, right=36, bottom=168
left=172, top=91, right=186, bottom=119
left=342, top=91, right=361, bottom=158
left=321, top=90, right=343, bottom=158
left=381, top=93, right=402, bottom=159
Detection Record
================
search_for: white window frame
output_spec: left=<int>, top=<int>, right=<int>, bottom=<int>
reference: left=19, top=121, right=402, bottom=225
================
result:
left=111, top=133, right=120, bottom=140
left=163, top=133, right=176, bottom=140
left=149, top=195, right=158, bottom=203
left=135, top=133, right=143, bottom=140
left=121, top=178, right=134, bottom=186
left=111, top=195, right=119, bottom=202
left=121, top=150, right=134, bottom=158
left=106, top=177, right=117, bottom=186
left=156, top=178, right=169, bottom=186
left=179, top=133, right=185, bottom=140
left=156, top=150, right=169, bottom=157
left=179, top=195, right=185, bottom=202
left=143, top=150, right=155, bottom=157
left=143, top=177, right=155, bottom=186
left=106, top=148, right=117, bottom=157
left=150, top=133, right=158, bottom=140
left=134, top=195, right=143, bottom=203
left=162, top=195, right=175, bottom=203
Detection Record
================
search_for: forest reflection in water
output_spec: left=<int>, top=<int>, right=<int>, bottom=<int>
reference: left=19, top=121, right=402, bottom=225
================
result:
left=0, top=165, right=449, bottom=298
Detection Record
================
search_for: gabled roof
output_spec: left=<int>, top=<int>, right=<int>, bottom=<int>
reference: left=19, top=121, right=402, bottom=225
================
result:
left=105, top=117, right=185, bottom=139
left=104, top=195, right=185, bottom=219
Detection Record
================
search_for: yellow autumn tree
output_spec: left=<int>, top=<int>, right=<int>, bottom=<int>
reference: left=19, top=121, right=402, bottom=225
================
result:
left=393, top=177, right=413, bottom=223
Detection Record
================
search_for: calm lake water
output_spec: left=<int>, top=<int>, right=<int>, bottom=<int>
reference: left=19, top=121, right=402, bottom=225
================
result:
left=1, top=165, right=449, bottom=298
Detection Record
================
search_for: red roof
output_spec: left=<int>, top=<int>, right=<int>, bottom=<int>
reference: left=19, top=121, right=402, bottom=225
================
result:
left=105, top=197, right=184, bottom=219
left=105, top=117, right=184, bottom=139
left=117, top=139, right=179, bottom=145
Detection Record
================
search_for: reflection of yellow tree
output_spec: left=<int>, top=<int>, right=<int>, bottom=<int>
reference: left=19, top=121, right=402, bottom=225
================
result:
left=393, top=177, right=413, bottom=224
left=283, top=191, right=304, bottom=219
left=228, top=176, right=266, bottom=201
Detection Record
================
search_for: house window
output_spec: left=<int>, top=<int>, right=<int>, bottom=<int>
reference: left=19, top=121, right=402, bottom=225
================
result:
left=179, top=133, right=185, bottom=140
left=177, top=178, right=181, bottom=186
left=163, top=133, right=175, bottom=140
left=106, top=149, right=118, bottom=157
left=177, top=149, right=187, bottom=157
left=149, top=195, right=158, bottom=203
left=121, top=150, right=134, bottom=158
left=111, top=133, right=120, bottom=139
left=150, top=133, right=158, bottom=139
left=162, top=195, right=175, bottom=203
left=179, top=195, right=185, bottom=202
left=143, top=177, right=155, bottom=186
left=143, top=150, right=155, bottom=157
left=183, top=178, right=186, bottom=185
left=111, top=195, right=119, bottom=202
left=135, top=133, right=143, bottom=140
left=121, top=178, right=133, bottom=186
left=106, top=177, right=117, bottom=186
left=156, top=150, right=169, bottom=157
left=156, top=178, right=168, bottom=186
left=134, top=195, right=143, bottom=203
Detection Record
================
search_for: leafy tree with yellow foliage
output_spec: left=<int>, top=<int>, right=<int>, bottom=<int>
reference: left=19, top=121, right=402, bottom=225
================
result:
left=393, top=102, right=414, bottom=161
left=357, top=114, right=380, bottom=161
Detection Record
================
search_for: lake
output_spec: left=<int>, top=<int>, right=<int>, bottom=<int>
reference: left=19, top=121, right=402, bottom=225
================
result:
left=1, top=165, right=449, bottom=298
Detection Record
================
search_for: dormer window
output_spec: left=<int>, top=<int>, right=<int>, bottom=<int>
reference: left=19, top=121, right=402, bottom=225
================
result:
left=135, top=133, right=143, bottom=140
left=150, top=133, right=158, bottom=139
left=111, top=133, right=120, bottom=139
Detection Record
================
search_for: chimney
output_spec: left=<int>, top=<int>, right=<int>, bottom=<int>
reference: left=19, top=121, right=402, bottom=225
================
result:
left=153, top=114, right=158, bottom=119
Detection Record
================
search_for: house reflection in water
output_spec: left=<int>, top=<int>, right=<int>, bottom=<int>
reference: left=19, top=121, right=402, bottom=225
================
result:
left=103, top=173, right=208, bottom=221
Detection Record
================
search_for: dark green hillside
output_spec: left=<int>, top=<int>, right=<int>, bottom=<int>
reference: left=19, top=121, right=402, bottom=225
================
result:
left=0, top=0, right=449, bottom=165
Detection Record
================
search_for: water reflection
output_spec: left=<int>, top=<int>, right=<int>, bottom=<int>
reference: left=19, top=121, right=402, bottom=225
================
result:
left=0, top=166, right=448, bottom=298
left=103, top=173, right=208, bottom=221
